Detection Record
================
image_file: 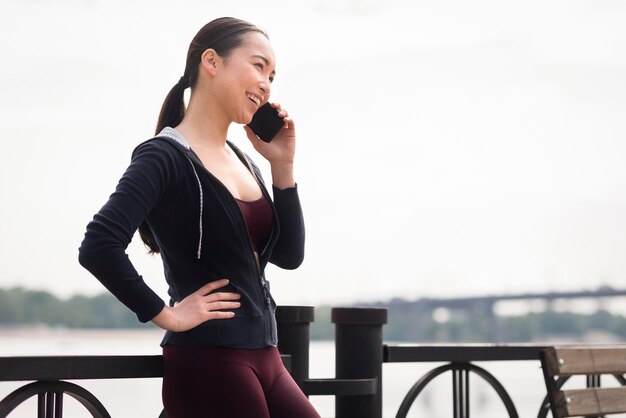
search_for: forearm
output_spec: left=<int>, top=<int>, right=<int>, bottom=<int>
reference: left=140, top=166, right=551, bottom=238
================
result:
left=78, top=225, right=166, bottom=323
left=270, top=185, right=305, bottom=269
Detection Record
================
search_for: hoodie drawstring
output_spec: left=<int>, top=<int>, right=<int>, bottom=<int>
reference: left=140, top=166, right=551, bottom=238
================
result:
left=186, top=156, right=203, bottom=259
left=157, top=127, right=205, bottom=259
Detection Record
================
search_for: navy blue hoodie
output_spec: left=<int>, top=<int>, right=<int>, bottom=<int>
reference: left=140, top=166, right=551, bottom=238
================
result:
left=78, top=129, right=305, bottom=348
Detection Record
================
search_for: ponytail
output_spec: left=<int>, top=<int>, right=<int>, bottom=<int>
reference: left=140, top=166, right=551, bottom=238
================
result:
left=138, top=222, right=160, bottom=254
left=155, top=77, right=189, bottom=135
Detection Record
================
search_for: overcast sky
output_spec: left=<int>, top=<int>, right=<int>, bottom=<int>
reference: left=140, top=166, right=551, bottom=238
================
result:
left=1, top=0, right=625, bottom=308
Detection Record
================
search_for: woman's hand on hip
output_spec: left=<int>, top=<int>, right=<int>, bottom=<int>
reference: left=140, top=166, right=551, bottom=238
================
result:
left=151, top=279, right=240, bottom=332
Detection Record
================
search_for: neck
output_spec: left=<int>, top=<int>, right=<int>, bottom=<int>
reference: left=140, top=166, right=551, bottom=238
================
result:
left=175, top=90, right=231, bottom=150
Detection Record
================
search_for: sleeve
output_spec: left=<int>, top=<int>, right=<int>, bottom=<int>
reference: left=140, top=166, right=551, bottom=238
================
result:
left=269, top=184, right=305, bottom=270
left=77, top=141, right=176, bottom=323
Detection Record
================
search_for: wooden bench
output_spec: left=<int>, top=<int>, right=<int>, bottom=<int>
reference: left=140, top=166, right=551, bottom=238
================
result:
left=541, top=346, right=626, bottom=417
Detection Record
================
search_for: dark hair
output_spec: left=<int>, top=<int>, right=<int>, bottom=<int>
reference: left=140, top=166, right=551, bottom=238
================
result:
left=140, top=17, right=268, bottom=254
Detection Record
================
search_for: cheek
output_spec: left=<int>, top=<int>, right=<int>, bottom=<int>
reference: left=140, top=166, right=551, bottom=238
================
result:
left=239, top=66, right=261, bottom=85
left=229, top=71, right=254, bottom=95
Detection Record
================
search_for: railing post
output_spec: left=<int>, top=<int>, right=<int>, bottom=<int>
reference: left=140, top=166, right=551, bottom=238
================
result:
left=276, top=305, right=315, bottom=390
left=332, top=307, right=388, bottom=418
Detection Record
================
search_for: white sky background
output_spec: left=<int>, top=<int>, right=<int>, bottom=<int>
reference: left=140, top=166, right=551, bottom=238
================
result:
left=0, top=0, right=625, bottom=307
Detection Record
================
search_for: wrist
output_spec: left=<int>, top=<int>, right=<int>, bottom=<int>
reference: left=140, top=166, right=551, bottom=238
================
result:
left=151, top=305, right=178, bottom=331
left=271, top=162, right=295, bottom=189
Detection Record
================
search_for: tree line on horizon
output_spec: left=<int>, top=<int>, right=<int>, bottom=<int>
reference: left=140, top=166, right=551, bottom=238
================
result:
left=0, top=287, right=151, bottom=329
left=2, top=287, right=625, bottom=343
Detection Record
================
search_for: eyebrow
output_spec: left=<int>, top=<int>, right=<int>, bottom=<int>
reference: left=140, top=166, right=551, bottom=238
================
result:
left=251, top=55, right=276, bottom=76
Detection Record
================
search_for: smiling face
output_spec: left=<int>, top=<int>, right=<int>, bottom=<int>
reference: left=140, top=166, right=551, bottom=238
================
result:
left=210, top=32, right=276, bottom=125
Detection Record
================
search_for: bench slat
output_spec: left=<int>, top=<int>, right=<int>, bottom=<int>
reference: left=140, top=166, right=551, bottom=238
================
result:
left=545, top=348, right=626, bottom=376
left=555, top=387, right=626, bottom=417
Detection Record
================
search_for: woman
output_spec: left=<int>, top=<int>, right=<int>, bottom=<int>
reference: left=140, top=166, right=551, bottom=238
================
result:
left=78, top=17, right=320, bottom=418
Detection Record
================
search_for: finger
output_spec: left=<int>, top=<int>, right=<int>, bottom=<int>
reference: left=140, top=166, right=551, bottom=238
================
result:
left=243, top=124, right=258, bottom=140
left=270, top=102, right=281, bottom=110
left=243, top=126, right=269, bottom=153
left=195, top=279, right=230, bottom=296
left=207, top=301, right=241, bottom=311
left=282, top=117, right=295, bottom=130
left=208, top=311, right=236, bottom=320
left=243, top=125, right=263, bottom=146
left=204, top=292, right=241, bottom=302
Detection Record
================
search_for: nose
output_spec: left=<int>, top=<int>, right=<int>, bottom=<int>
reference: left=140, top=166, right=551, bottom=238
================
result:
left=259, top=81, right=270, bottom=100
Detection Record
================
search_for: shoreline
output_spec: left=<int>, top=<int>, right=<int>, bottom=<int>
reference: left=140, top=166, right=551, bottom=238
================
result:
left=0, top=326, right=163, bottom=337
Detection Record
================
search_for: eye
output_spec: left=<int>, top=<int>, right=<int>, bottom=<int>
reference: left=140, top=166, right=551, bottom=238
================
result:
left=254, top=62, right=273, bottom=83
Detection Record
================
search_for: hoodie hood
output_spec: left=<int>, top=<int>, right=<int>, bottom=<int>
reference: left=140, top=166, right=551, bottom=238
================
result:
left=156, top=127, right=205, bottom=259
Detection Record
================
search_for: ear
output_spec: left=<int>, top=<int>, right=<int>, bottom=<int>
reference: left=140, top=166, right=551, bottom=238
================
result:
left=201, top=49, right=222, bottom=77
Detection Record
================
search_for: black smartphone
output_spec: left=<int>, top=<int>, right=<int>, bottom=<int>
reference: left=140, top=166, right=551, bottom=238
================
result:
left=247, top=103, right=285, bottom=142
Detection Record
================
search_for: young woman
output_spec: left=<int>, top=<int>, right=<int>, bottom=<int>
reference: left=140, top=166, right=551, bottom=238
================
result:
left=78, top=17, right=320, bottom=418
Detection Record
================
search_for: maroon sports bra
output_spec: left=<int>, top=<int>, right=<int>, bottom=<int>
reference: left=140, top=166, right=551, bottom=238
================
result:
left=235, top=195, right=273, bottom=252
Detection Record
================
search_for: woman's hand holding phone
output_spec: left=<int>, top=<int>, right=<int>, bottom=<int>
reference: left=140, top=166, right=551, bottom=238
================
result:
left=246, top=102, right=285, bottom=142
left=244, top=102, right=296, bottom=176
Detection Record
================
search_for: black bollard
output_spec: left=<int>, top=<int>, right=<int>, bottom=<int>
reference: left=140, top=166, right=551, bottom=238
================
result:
left=276, top=305, right=315, bottom=390
left=332, top=307, right=388, bottom=418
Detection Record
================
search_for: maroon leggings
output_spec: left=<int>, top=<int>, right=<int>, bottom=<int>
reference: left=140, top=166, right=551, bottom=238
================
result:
left=162, top=345, right=321, bottom=418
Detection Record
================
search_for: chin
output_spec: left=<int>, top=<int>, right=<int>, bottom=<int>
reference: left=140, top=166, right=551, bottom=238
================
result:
left=239, top=112, right=255, bottom=125
left=235, top=117, right=253, bottom=126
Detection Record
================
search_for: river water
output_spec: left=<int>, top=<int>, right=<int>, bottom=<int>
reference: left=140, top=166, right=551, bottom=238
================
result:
left=0, top=328, right=570, bottom=418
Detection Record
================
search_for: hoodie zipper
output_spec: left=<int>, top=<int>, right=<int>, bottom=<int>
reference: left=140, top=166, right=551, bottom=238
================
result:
left=238, top=149, right=278, bottom=305
left=155, top=131, right=277, bottom=308
left=185, top=141, right=277, bottom=306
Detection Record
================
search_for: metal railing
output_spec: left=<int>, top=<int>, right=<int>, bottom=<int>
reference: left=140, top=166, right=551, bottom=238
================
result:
left=0, top=306, right=604, bottom=418
left=0, top=356, right=164, bottom=418
left=384, top=344, right=550, bottom=418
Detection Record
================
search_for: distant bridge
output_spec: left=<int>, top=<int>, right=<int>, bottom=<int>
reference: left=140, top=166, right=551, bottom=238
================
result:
left=377, top=286, right=626, bottom=341
left=405, top=286, right=626, bottom=310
